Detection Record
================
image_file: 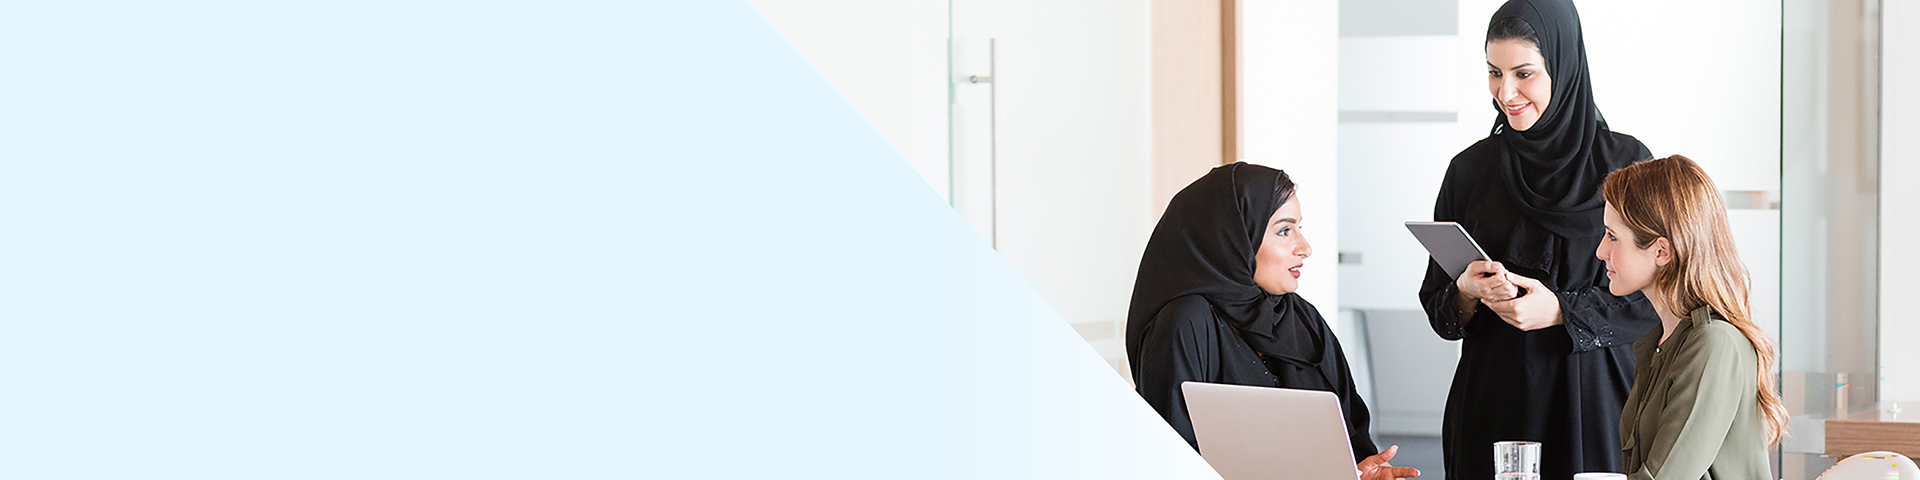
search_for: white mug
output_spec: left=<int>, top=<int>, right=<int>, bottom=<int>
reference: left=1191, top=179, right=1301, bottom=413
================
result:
left=1573, top=473, right=1627, bottom=480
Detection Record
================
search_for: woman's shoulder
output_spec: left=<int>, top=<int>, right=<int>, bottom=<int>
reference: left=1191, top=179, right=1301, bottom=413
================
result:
left=1604, top=130, right=1653, bottom=158
left=1691, top=319, right=1748, bottom=343
left=1440, top=138, right=1503, bottom=187
left=1154, top=295, right=1217, bottom=322
left=1147, top=295, right=1227, bottom=337
left=1448, top=137, right=1502, bottom=166
left=1683, top=311, right=1757, bottom=357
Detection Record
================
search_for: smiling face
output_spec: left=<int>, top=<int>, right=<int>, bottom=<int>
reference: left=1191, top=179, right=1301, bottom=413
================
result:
left=1252, top=193, right=1312, bottom=295
left=1486, top=39, right=1553, bottom=131
left=1596, top=203, right=1669, bottom=296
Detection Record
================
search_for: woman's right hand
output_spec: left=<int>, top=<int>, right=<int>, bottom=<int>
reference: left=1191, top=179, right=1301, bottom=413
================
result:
left=1456, top=260, right=1520, bottom=303
left=1357, top=445, right=1421, bottom=480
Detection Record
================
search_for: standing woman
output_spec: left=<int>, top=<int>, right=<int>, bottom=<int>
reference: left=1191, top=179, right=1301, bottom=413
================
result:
left=1417, top=1, right=1660, bottom=479
left=1598, top=155, right=1787, bottom=480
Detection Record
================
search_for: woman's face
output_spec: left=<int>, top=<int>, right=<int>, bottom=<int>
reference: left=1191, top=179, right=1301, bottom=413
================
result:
left=1596, top=203, right=1667, bottom=296
left=1486, top=39, right=1553, bottom=131
left=1252, top=193, right=1312, bottom=295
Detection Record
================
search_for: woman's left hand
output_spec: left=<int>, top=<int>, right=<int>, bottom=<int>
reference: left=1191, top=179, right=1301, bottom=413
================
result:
left=1482, top=273, right=1563, bottom=331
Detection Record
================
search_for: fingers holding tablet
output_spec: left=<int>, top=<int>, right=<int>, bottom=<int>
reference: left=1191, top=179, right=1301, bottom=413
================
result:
left=1458, top=261, right=1520, bottom=302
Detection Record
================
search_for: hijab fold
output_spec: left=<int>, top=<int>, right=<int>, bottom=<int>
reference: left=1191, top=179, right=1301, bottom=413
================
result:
left=1488, top=0, right=1645, bottom=238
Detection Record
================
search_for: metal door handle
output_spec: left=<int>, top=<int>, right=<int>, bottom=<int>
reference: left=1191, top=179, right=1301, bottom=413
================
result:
left=961, top=39, right=997, bottom=248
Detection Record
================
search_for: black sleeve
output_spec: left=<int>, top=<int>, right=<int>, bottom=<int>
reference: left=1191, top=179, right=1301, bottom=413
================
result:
left=1421, top=260, right=1472, bottom=340
left=1326, top=335, right=1381, bottom=461
left=1555, top=278, right=1658, bottom=353
left=1420, top=152, right=1472, bottom=341
left=1131, top=297, right=1222, bottom=449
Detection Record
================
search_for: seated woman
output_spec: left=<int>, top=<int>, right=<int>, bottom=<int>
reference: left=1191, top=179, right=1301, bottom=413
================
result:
left=1596, top=155, right=1788, bottom=479
left=1126, top=162, right=1415, bottom=480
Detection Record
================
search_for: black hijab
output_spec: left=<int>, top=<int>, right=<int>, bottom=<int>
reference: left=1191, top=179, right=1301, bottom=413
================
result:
left=1486, top=0, right=1645, bottom=238
left=1125, top=162, right=1324, bottom=374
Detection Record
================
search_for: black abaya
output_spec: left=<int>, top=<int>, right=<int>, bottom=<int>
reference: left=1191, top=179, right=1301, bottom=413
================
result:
left=1421, top=1, right=1662, bottom=479
left=1133, top=293, right=1378, bottom=460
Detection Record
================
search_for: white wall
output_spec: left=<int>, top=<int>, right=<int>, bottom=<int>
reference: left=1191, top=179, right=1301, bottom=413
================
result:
left=1728, top=210, right=1781, bottom=349
left=951, top=0, right=1154, bottom=369
left=1577, top=1, right=1781, bottom=193
left=1242, top=0, right=1341, bottom=320
left=747, top=0, right=952, bottom=200
left=1881, top=0, right=1918, bottom=402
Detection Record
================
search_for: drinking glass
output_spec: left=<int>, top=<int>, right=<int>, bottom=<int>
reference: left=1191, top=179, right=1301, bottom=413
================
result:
left=1493, top=441, right=1541, bottom=480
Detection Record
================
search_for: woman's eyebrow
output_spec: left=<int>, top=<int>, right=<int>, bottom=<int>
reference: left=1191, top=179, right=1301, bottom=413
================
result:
left=1486, top=62, right=1538, bottom=71
left=1274, top=218, right=1298, bottom=225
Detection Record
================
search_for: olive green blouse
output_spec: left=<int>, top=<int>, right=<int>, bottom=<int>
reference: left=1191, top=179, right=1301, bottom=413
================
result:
left=1620, top=306, right=1772, bottom=480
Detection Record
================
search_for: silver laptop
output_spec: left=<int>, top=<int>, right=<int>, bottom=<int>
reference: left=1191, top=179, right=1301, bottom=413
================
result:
left=1181, top=381, right=1359, bottom=480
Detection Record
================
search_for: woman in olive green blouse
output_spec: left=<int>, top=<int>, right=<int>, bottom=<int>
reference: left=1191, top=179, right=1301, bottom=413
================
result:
left=1594, top=155, right=1788, bottom=480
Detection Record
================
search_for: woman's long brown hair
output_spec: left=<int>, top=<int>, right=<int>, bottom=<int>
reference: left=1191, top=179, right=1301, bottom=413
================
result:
left=1601, top=155, right=1789, bottom=447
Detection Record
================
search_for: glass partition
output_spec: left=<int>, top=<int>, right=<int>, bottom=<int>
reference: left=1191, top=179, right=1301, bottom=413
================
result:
left=1779, top=0, right=1882, bottom=477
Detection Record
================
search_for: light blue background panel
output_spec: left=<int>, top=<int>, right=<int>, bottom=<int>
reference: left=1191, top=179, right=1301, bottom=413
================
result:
left=0, top=1, right=1217, bottom=478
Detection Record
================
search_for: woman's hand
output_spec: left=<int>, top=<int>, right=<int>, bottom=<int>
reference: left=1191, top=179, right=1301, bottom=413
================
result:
left=1457, top=261, right=1520, bottom=301
left=1482, top=273, right=1562, bottom=331
left=1454, top=261, right=1520, bottom=319
left=1358, top=445, right=1421, bottom=480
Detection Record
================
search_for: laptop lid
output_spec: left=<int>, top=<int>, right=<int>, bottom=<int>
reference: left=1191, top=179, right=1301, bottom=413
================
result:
left=1181, top=381, right=1359, bottom=480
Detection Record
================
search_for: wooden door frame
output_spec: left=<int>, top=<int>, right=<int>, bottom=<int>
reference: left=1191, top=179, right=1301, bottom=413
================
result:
left=1150, top=0, right=1239, bottom=220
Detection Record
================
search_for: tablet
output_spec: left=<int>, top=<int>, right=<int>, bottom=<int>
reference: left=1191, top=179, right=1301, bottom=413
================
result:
left=1405, top=221, right=1492, bottom=280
